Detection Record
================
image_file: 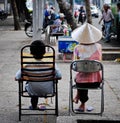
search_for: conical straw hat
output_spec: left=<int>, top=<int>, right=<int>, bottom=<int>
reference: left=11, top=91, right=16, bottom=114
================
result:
left=71, top=23, right=102, bottom=44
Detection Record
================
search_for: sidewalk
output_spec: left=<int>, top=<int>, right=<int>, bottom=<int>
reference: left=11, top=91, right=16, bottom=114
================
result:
left=0, top=16, right=120, bottom=123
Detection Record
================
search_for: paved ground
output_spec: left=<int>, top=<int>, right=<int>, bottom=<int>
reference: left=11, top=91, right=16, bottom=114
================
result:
left=0, top=16, right=120, bottom=123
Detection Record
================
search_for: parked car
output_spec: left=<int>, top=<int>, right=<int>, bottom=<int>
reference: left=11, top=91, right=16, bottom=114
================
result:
left=90, top=5, right=99, bottom=18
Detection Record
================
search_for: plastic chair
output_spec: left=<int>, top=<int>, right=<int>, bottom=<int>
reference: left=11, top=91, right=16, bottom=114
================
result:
left=17, top=45, right=61, bottom=121
left=69, top=60, right=104, bottom=116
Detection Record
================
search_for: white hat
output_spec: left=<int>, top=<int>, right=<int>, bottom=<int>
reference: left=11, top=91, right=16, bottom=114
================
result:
left=59, top=13, right=65, bottom=18
left=71, top=23, right=102, bottom=44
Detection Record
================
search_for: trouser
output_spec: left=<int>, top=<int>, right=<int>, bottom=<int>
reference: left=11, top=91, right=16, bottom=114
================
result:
left=31, top=96, right=38, bottom=108
left=117, top=23, right=120, bottom=42
left=76, top=83, right=100, bottom=104
left=104, top=21, right=112, bottom=41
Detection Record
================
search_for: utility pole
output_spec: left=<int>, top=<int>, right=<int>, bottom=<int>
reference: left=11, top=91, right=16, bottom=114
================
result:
left=33, top=0, right=44, bottom=41
left=4, top=0, right=8, bottom=12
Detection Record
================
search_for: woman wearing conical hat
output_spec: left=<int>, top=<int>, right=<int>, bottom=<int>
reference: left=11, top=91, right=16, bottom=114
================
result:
left=72, top=23, right=102, bottom=112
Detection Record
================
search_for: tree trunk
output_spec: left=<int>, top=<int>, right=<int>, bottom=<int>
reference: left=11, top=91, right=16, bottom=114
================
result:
left=10, top=0, right=21, bottom=30
left=56, top=0, right=77, bottom=30
left=16, top=0, right=31, bottom=21
left=84, top=0, right=92, bottom=24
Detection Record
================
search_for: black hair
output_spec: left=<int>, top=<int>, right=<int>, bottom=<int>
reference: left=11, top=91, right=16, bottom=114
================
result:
left=117, top=2, right=120, bottom=9
left=30, top=40, right=45, bottom=59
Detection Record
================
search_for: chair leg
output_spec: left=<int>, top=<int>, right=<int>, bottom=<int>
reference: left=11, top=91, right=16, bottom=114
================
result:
left=18, top=83, right=21, bottom=121
left=55, top=83, right=58, bottom=116
left=69, top=83, right=72, bottom=116
left=101, top=86, right=104, bottom=115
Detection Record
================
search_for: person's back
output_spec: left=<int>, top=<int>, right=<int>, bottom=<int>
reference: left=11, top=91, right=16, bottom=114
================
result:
left=74, top=43, right=102, bottom=83
left=74, top=43, right=102, bottom=61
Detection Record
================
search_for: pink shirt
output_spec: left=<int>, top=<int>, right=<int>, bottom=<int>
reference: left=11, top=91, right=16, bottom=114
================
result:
left=73, top=43, right=102, bottom=83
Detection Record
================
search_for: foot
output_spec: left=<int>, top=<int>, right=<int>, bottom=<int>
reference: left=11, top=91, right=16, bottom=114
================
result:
left=104, top=39, right=110, bottom=43
left=79, top=103, right=85, bottom=111
left=73, top=97, right=79, bottom=104
left=105, top=40, right=110, bottom=43
left=29, top=105, right=38, bottom=110
left=38, top=105, right=46, bottom=110
left=75, top=103, right=85, bottom=112
left=86, top=106, right=94, bottom=112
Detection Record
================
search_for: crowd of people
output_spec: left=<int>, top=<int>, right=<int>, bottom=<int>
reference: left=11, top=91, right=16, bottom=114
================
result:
left=43, top=2, right=66, bottom=34
left=15, top=2, right=120, bottom=112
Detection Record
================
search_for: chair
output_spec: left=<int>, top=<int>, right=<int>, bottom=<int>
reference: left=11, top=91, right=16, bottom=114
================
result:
left=17, top=45, right=60, bottom=121
left=69, top=60, right=104, bottom=116
left=45, top=25, right=64, bottom=45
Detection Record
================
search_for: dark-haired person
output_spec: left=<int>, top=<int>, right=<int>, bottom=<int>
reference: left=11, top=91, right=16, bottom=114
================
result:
left=15, top=40, right=62, bottom=110
left=116, top=2, right=120, bottom=42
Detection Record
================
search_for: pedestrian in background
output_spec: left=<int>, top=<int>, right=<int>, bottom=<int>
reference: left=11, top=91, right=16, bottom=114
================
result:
left=43, top=2, right=51, bottom=29
left=99, top=4, right=114, bottom=43
left=78, top=6, right=86, bottom=25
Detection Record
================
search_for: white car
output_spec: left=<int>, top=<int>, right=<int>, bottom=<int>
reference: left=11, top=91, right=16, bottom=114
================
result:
left=90, top=5, right=99, bottom=18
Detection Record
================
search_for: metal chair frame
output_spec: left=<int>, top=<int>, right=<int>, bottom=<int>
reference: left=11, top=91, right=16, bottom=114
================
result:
left=69, top=60, right=104, bottom=116
left=17, top=45, right=60, bottom=121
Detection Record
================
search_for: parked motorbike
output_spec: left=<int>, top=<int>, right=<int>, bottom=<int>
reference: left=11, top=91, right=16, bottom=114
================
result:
left=24, top=19, right=33, bottom=37
left=0, top=10, right=8, bottom=21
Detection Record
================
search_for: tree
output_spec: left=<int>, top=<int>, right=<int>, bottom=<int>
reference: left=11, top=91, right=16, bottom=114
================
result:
left=10, top=0, right=21, bottom=30
left=84, top=0, right=92, bottom=24
left=15, top=0, right=31, bottom=21
left=56, top=0, right=77, bottom=30
left=56, top=0, right=92, bottom=30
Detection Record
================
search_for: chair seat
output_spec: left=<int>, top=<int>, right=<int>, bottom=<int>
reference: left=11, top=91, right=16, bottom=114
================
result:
left=50, top=32, right=64, bottom=36
left=72, top=83, right=103, bottom=90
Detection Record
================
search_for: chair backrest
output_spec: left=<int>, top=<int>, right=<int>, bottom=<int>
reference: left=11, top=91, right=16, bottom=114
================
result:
left=70, top=60, right=104, bottom=82
left=71, top=60, right=103, bottom=73
left=21, top=45, right=56, bottom=82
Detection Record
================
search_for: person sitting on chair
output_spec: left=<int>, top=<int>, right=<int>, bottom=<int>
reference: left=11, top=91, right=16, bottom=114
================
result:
left=71, top=23, right=102, bottom=112
left=51, top=13, right=65, bottom=34
left=15, top=40, right=62, bottom=110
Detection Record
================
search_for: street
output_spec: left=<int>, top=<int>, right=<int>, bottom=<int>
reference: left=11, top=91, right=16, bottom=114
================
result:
left=0, top=16, right=120, bottom=123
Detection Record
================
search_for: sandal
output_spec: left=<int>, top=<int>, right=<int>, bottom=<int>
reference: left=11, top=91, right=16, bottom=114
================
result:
left=75, top=103, right=85, bottom=112
left=29, top=105, right=39, bottom=110
left=86, top=106, right=94, bottom=112
left=38, top=105, right=46, bottom=111
left=75, top=108, right=84, bottom=112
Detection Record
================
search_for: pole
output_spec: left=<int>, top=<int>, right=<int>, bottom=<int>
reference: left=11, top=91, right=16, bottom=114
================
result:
left=33, top=0, right=44, bottom=41
left=4, top=0, right=8, bottom=12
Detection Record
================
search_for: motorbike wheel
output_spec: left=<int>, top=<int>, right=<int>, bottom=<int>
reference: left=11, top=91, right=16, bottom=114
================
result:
left=0, top=14, right=7, bottom=21
left=25, top=25, right=33, bottom=37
